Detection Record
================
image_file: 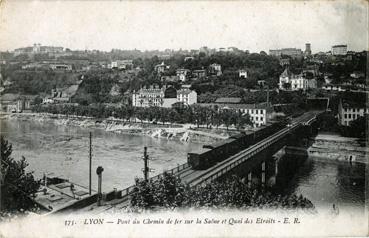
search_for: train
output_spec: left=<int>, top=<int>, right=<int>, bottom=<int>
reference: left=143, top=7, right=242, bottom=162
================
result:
left=187, top=120, right=288, bottom=170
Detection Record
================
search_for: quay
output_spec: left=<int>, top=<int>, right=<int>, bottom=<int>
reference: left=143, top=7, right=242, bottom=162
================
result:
left=33, top=176, right=96, bottom=214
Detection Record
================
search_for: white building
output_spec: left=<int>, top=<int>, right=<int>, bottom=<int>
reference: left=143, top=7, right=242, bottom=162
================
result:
left=199, top=101, right=273, bottom=127
left=177, top=88, right=197, bottom=105
left=338, top=99, right=368, bottom=126
left=50, top=64, right=72, bottom=71
left=132, top=85, right=197, bottom=108
left=279, top=68, right=317, bottom=91
left=176, top=69, right=191, bottom=82
left=332, top=45, right=347, bottom=55
left=110, top=60, right=133, bottom=70
left=209, top=63, right=222, bottom=76
left=154, top=62, right=169, bottom=74
left=238, top=69, right=248, bottom=78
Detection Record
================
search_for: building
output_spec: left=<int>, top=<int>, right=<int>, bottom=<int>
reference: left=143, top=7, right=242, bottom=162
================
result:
left=305, top=43, right=312, bottom=56
left=14, top=44, right=63, bottom=56
left=279, top=58, right=290, bottom=66
left=238, top=69, right=248, bottom=78
left=110, top=60, right=133, bottom=70
left=184, top=56, right=194, bottom=62
left=338, top=98, right=368, bottom=126
left=177, top=88, right=197, bottom=105
left=208, top=63, right=222, bottom=76
left=279, top=68, right=317, bottom=91
left=160, top=75, right=178, bottom=82
left=215, top=97, right=242, bottom=104
left=50, top=64, right=72, bottom=71
left=269, top=48, right=303, bottom=58
left=332, top=45, right=347, bottom=55
left=199, top=101, right=273, bottom=127
left=192, top=69, right=206, bottom=79
left=176, top=69, right=191, bottom=82
left=0, top=94, right=36, bottom=112
left=321, top=84, right=345, bottom=92
left=132, top=85, right=197, bottom=108
left=154, top=62, right=169, bottom=74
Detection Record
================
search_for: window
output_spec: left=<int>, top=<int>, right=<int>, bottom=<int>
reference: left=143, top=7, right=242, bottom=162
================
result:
left=260, top=117, right=263, bottom=122
left=344, top=114, right=347, bottom=119
left=348, top=114, right=351, bottom=119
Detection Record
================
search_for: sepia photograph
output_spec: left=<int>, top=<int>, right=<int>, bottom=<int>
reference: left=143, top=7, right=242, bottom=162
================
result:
left=0, top=0, right=367, bottom=237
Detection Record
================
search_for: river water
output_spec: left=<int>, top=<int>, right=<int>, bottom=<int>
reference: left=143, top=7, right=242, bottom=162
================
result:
left=0, top=117, right=366, bottom=213
left=0, top=118, right=203, bottom=192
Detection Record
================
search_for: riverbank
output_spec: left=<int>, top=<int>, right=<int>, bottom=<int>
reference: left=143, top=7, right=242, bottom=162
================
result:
left=307, top=132, right=368, bottom=164
left=2, top=112, right=230, bottom=144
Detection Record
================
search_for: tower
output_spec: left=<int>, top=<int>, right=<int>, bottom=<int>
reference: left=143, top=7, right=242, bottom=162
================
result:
left=305, top=43, right=311, bottom=56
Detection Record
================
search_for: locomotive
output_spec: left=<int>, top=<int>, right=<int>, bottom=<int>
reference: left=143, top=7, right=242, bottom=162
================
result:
left=187, top=120, right=287, bottom=170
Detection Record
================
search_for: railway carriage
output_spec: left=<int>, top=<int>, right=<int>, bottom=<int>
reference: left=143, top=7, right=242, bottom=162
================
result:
left=187, top=147, right=214, bottom=169
left=188, top=120, right=288, bottom=170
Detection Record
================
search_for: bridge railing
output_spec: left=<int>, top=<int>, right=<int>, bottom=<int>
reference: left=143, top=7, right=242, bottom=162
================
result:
left=118, top=162, right=190, bottom=197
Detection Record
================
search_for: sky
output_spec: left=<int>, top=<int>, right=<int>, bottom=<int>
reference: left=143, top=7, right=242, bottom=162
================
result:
left=0, top=0, right=367, bottom=53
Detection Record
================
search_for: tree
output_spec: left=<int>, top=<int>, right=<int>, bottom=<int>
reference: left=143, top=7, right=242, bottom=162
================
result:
left=130, top=172, right=315, bottom=211
left=0, top=137, right=40, bottom=213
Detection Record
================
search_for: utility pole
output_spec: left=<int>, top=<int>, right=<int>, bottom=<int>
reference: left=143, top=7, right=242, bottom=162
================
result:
left=0, top=155, right=2, bottom=212
left=89, top=132, right=92, bottom=195
left=142, top=147, right=150, bottom=181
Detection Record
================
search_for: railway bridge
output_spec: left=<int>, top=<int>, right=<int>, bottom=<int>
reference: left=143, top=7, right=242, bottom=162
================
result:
left=51, top=111, right=323, bottom=214
left=176, top=110, right=322, bottom=188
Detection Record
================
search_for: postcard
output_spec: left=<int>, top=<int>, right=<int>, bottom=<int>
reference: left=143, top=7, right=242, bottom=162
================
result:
left=0, top=0, right=367, bottom=237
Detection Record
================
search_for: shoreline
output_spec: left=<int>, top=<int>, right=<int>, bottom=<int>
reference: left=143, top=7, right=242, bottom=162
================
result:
left=2, top=112, right=229, bottom=144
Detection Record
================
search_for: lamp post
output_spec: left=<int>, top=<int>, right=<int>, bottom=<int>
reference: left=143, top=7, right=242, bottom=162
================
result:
left=96, top=166, right=104, bottom=206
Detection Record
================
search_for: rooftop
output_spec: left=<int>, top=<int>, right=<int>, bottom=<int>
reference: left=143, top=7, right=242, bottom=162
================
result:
left=199, top=102, right=273, bottom=110
left=215, top=97, right=242, bottom=104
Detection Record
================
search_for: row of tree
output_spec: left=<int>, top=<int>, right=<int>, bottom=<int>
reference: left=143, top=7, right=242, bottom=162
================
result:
left=32, top=104, right=253, bottom=130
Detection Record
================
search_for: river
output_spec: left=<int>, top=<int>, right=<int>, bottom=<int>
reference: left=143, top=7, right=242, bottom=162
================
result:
left=0, top=117, right=366, bottom=214
left=0, top=117, right=203, bottom=192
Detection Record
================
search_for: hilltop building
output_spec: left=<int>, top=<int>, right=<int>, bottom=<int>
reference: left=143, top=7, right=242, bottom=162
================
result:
left=14, top=44, right=64, bottom=56
left=269, top=48, right=303, bottom=58
left=109, top=60, right=133, bottom=70
left=332, top=45, right=347, bottom=55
